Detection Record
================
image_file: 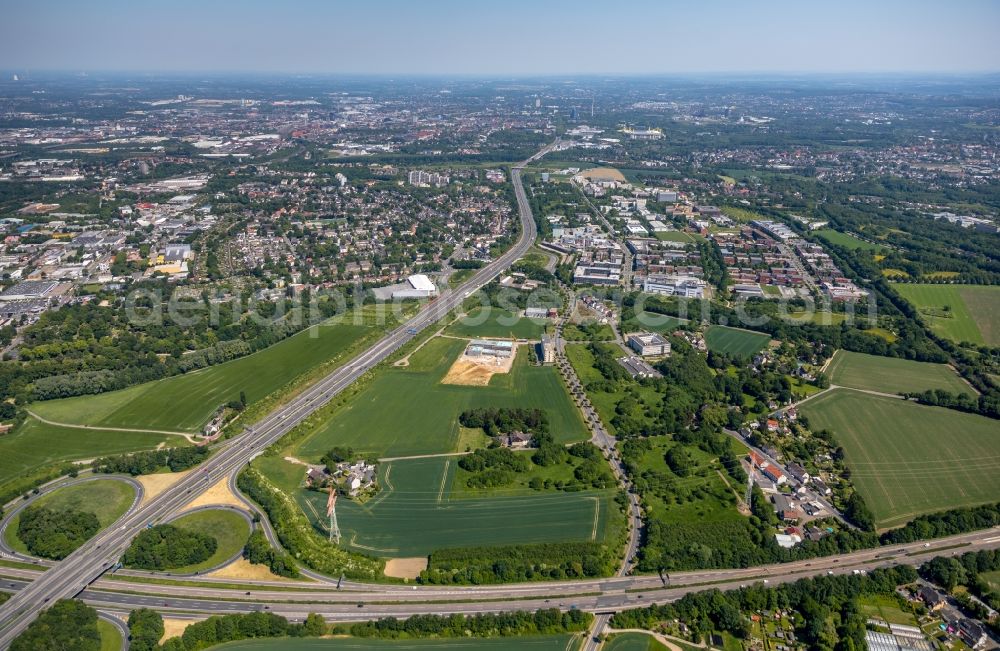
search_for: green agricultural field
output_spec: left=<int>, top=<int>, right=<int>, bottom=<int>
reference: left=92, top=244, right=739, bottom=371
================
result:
left=168, top=509, right=251, bottom=573
left=704, top=326, right=770, bottom=357
left=297, top=456, right=616, bottom=558
left=445, top=307, right=545, bottom=340
left=0, top=419, right=179, bottom=497
left=32, top=320, right=376, bottom=433
left=208, top=635, right=580, bottom=651
left=4, top=478, right=137, bottom=554
left=295, top=337, right=587, bottom=460
left=825, top=350, right=971, bottom=395
left=604, top=633, right=670, bottom=651
left=815, top=229, right=881, bottom=251
left=800, top=390, right=1000, bottom=528
left=895, top=284, right=1000, bottom=346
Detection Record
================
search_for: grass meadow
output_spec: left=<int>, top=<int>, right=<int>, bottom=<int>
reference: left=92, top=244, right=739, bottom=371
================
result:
left=825, top=350, right=971, bottom=395
left=801, top=389, right=1000, bottom=528
left=4, top=478, right=137, bottom=553
left=444, top=307, right=546, bottom=340
left=167, top=508, right=251, bottom=573
left=0, top=419, right=178, bottom=497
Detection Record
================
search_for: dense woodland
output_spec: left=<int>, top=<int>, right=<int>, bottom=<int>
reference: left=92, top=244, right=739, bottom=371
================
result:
left=16, top=505, right=99, bottom=560
left=10, top=599, right=102, bottom=651
left=122, top=524, right=217, bottom=570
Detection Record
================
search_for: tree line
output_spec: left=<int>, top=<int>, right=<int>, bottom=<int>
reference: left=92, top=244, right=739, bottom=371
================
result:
left=92, top=446, right=209, bottom=475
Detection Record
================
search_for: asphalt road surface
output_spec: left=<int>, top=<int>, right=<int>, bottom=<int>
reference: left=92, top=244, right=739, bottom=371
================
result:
left=0, top=143, right=554, bottom=647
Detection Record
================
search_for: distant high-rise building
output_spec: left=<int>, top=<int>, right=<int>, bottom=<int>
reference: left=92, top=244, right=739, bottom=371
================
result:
left=570, top=107, right=578, bottom=120
left=535, top=98, right=541, bottom=108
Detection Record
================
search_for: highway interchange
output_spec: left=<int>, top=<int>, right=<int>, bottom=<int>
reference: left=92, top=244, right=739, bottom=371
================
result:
left=1, top=140, right=1000, bottom=648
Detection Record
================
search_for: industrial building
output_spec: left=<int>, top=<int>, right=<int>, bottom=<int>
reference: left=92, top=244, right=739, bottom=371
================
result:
left=627, top=332, right=671, bottom=357
left=465, top=339, right=514, bottom=358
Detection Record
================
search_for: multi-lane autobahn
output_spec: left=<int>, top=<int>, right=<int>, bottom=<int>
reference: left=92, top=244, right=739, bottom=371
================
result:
left=2, top=139, right=999, bottom=649
left=0, top=143, right=554, bottom=646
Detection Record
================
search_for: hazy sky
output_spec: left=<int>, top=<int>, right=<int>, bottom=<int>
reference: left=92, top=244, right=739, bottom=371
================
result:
left=3, top=0, right=999, bottom=75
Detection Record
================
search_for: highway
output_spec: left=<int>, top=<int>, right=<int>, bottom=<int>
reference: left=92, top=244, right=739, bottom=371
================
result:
left=2, top=137, right=999, bottom=648
left=0, top=142, right=554, bottom=647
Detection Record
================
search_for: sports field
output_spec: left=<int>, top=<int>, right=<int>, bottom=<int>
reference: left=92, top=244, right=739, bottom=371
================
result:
left=815, top=229, right=881, bottom=251
left=32, top=321, right=374, bottom=433
left=297, top=456, right=615, bottom=557
left=445, top=307, right=545, bottom=340
left=168, top=509, right=251, bottom=573
left=4, top=478, right=137, bottom=553
left=894, top=284, right=1000, bottom=346
left=0, top=418, right=179, bottom=494
left=825, top=350, right=971, bottom=395
left=209, top=635, right=580, bottom=651
left=621, top=313, right=687, bottom=334
left=704, top=326, right=770, bottom=357
left=296, top=337, right=587, bottom=459
left=800, top=390, right=1000, bottom=528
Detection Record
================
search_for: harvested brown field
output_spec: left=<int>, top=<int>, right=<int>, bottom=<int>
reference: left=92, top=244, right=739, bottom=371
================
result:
left=578, top=167, right=626, bottom=182
left=206, top=557, right=299, bottom=583
left=182, top=475, right=245, bottom=511
left=137, top=470, right=191, bottom=506
left=384, top=556, right=428, bottom=580
left=160, top=618, right=199, bottom=644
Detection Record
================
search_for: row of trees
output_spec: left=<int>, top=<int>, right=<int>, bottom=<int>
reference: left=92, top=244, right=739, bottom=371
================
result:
left=130, top=606, right=589, bottom=650
left=350, top=608, right=592, bottom=639
left=423, top=538, right=621, bottom=585
left=92, top=446, right=209, bottom=475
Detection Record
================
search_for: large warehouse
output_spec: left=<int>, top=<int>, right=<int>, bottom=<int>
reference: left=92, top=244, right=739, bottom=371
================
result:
left=391, top=274, right=439, bottom=299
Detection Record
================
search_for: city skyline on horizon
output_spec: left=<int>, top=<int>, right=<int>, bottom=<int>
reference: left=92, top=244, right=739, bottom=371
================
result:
left=2, top=0, right=999, bottom=76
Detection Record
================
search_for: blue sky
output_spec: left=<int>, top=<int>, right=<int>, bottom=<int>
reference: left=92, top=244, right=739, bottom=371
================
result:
left=2, top=0, right=998, bottom=75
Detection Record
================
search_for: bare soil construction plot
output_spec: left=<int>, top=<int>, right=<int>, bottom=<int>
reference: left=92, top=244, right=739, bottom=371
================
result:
left=440, top=343, right=517, bottom=386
